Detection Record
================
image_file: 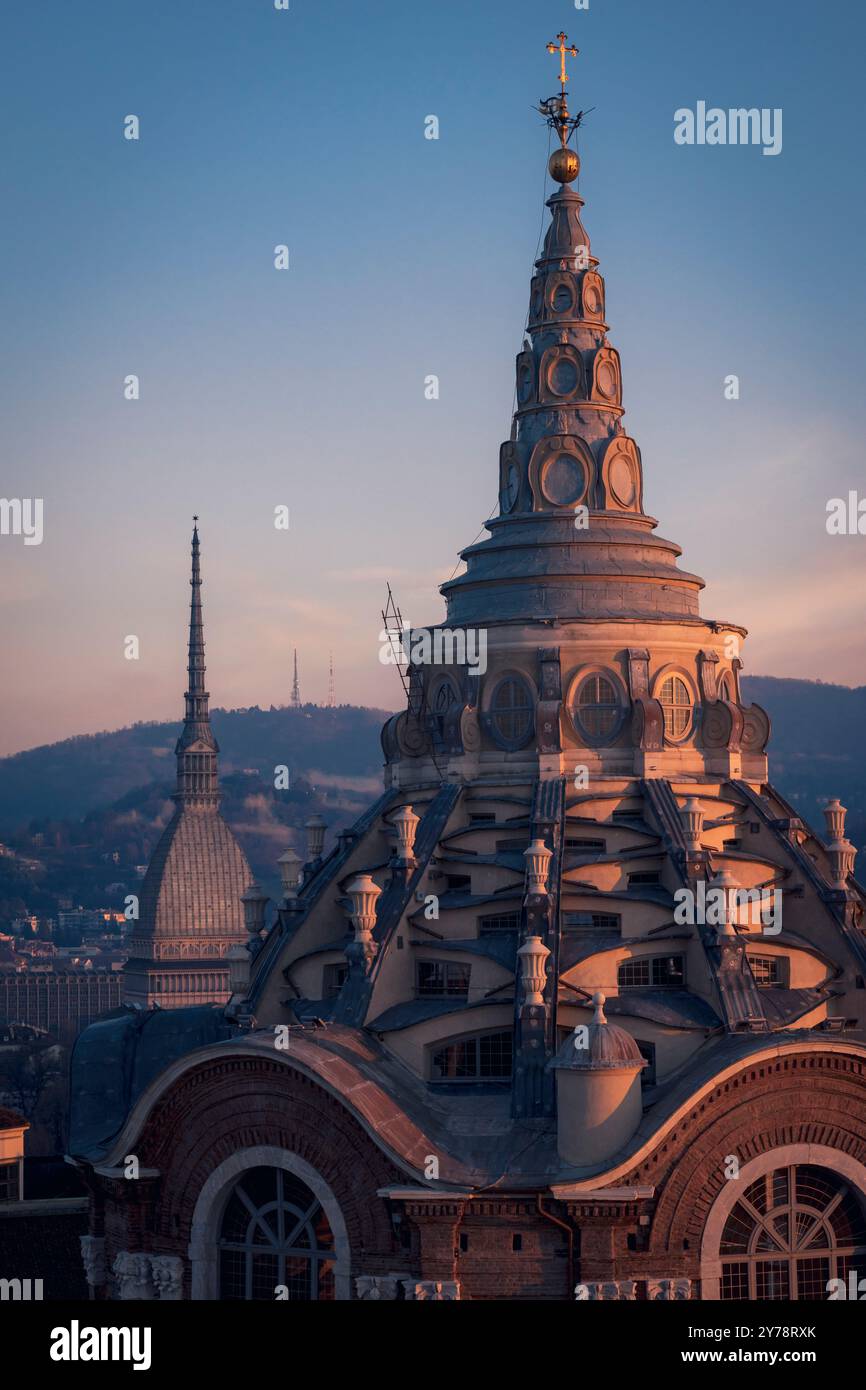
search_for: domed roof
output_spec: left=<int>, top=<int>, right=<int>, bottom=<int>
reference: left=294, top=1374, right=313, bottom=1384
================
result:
left=136, top=804, right=251, bottom=942
left=549, top=992, right=647, bottom=1072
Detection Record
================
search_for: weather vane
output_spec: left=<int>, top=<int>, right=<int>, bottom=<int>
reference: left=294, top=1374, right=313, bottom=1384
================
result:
left=537, top=33, right=594, bottom=184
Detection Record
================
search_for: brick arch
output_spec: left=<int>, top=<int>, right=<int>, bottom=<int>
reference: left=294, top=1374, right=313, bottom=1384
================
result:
left=189, top=1146, right=352, bottom=1300
left=627, top=1052, right=866, bottom=1271
left=135, top=1055, right=404, bottom=1293
left=699, top=1145, right=866, bottom=1299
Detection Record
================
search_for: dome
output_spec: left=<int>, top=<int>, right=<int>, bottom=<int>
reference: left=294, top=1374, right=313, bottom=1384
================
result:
left=549, top=992, right=647, bottom=1072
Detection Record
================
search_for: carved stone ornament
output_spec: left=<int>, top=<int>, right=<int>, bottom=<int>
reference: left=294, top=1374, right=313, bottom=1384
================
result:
left=112, top=1252, right=155, bottom=1301
left=150, top=1255, right=184, bottom=1300
left=647, top=1277, right=692, bottom=1301
left=591, top=346, right=622, bottom=406
left=80, top=1236, right=106, bottom=1288
left=631, top=696, right=664, bottom=752
left=600, top=434, right=641, bottom=511
left=403, top=1280, right=462, bottom=1301
left=741, top=704, right=771, bottom=753
left=575, top=1280, right=637, bottom=1301
left=580, top=270, right=605, bottom=321
left=356, top=1275, right=400, bottom=1301
left=459, top=704, right=481, bottom=753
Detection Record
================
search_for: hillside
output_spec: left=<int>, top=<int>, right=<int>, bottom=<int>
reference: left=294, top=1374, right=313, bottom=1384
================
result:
left=0, top=704, right=392, bottom=832
left=0, top=681, right=863, bottom=928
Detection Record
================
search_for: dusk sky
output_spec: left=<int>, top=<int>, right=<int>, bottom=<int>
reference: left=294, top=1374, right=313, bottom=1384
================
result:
left=1, top=0, right=864, bottom=758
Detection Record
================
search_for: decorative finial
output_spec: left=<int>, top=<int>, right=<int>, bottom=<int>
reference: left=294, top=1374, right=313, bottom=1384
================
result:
left=592, top=989, right=607, bottom=1024
left=539, top=33, right=591, bottom=184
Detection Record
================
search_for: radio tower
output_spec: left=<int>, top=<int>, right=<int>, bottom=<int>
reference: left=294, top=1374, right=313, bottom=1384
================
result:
left=291, top=649, right=301, bottom=709
left=327, top=651, right=335, bottom=708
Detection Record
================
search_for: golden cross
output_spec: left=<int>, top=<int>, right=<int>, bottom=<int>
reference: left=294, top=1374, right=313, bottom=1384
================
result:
left=547, top=32, right=579, bottom=91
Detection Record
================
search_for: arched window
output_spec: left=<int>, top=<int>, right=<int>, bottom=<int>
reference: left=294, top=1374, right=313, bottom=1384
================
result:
left=573, top=673, right=621, bottom=741
left=658, top=674, right=693, bottom=739
left=488, top=677, right=534, bottom=750
left=218, top=1166, right=336, bottom=1301
left=719, top=1164, right=866, bottom=1301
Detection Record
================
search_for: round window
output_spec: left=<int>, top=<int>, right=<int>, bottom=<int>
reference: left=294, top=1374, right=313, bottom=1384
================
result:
left=574, top=673, right=621, bottom=740
left=489, top=677, right=534, bottom=749
left=552, top=283, right=574, bottom=314
left=549, top=356, right=579, bottom=397
left=540, top=453, right=586, bottom=507
left=658, top=675, right=693, bottom=739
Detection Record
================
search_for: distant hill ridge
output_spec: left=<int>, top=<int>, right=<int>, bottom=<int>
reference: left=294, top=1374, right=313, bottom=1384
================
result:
left=0, top=679, right=863, bottom=847
left=0, top=704, right=392, bottom=832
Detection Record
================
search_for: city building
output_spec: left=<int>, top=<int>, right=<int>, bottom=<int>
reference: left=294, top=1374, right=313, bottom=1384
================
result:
left=68, top=48, right=866, bottom=1302
left=0, top=967, right=123, bottom=1041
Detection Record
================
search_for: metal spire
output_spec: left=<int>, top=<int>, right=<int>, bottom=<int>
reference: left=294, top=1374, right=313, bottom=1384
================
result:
left=174, top=518, right=219, bottom=802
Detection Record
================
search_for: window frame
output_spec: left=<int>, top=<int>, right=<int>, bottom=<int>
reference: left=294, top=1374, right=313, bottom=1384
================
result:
left=617, top=953, right=686, bottom=990
left=484, top=673, right=536, bottom=752
left=428, top=1028, right=513, bottom=1084
left=568, top=668, right=627, bottom=747
left=653, top=667, right=696, bottom=743
left=416, top=959, right=471, bottom=999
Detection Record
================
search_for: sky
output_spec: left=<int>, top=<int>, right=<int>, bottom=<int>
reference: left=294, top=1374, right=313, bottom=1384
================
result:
left=1, top=0, right=865, bottom=757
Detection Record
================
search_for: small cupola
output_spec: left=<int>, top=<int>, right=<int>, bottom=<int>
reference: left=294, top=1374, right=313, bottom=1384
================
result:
left=548, top=992, right=646, bottom=1166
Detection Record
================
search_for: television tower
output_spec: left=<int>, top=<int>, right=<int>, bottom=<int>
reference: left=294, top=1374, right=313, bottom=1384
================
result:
left=291, top=649, right=301, bottom=709
left=327, top=651, right=335, bottom=708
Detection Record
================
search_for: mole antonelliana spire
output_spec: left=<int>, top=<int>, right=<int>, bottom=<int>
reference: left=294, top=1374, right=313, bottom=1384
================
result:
left=123, top=520, right=252, bottom=1009
left=174, top=518, right=219, bottom=804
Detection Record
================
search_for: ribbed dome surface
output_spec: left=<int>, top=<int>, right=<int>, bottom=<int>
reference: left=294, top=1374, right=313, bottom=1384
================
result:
left=550, top=994, right=647, bottom=1072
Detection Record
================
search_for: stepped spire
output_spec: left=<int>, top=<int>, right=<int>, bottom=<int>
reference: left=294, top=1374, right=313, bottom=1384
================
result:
left=440, top=42, right=704, bottom=629
left=174, top=518, right=219, bottom=804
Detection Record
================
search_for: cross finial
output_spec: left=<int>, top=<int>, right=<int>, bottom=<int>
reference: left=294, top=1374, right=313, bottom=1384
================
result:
left=547, top=32, right=579, bottom=93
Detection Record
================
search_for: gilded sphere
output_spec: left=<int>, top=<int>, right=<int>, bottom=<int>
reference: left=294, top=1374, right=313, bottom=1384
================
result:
left=549, top=146, right=580, bottom=184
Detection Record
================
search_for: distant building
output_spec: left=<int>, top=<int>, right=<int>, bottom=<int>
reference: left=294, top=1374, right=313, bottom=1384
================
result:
left=0, top=1109, right=88, bottom=1299
left=122, top=523, right=252, bottom=1009
left=0, top=968, right=122, bottom=1040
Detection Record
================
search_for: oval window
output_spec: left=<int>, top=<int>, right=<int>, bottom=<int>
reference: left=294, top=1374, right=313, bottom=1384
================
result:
left=575, top=673, right=621, bottom=740
left=489, top=677, right=534, bottom=749
left=659, top=675, right=693, bottom=739
left=549, top=357, right=579, bottom=397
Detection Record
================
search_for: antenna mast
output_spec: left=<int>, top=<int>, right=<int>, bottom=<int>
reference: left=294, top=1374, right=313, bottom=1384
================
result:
left=291, top=648, right=301, bottom=709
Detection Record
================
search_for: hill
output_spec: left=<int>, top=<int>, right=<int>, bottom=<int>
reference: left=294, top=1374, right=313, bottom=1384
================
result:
left=0, top=681, right=863, bottom=928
